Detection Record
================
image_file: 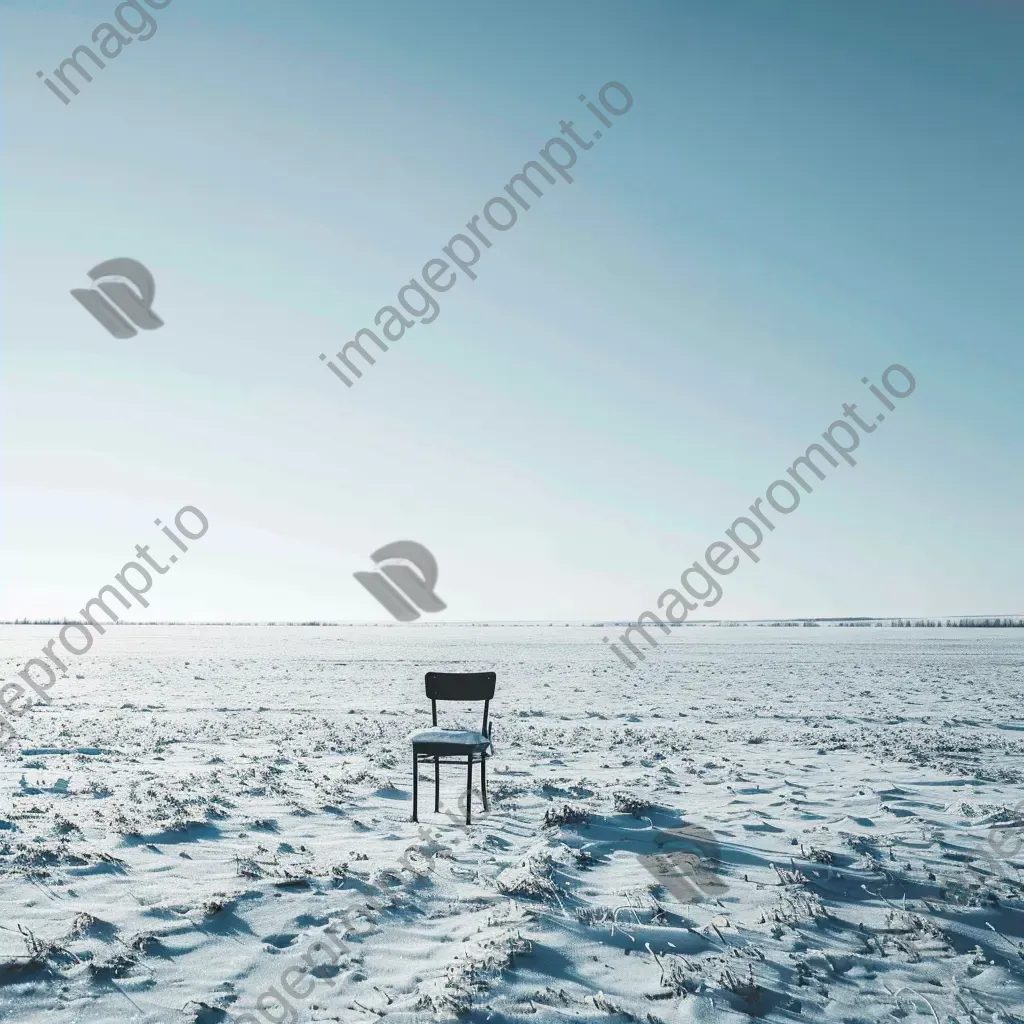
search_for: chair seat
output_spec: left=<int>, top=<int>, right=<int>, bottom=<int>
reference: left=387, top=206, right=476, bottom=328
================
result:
left=410, top=727, right=492, bottom=756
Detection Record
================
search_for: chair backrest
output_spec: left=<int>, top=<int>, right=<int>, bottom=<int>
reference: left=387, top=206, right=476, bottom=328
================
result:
left=425, top=671, right=496, bottom=732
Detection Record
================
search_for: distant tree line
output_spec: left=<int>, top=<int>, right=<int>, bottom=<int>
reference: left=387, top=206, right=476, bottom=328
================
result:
left=2, top=617, right=1022, bottom=629
left=828, top=618, right=1024, bottom=628
left=945, top=617, right=1024, bottom=628
left=886, top=617, right=1024, bottom=627
left=5, top=618, right=82, bottom=625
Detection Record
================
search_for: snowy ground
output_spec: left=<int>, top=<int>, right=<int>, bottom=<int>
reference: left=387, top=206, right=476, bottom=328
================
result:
left=1, top=624, right=1023, bottom=1023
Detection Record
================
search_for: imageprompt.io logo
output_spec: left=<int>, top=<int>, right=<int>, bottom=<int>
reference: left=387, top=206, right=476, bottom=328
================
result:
left=71, top=258, right=164, bottom=339
left=637, top=823, right=728, bottom=904
left=354, top=541, right=447, bottom=622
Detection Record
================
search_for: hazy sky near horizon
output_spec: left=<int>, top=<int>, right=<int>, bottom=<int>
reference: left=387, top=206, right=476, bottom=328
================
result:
left=2, top=0, right=1022, bottom=622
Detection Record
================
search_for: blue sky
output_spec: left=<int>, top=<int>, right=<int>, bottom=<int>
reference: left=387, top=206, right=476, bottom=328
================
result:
left=2, top=0, right=1022, bottom=621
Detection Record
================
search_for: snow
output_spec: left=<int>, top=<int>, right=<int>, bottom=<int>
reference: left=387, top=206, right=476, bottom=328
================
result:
left=409, top=728, right=492, bottom=750
left=0, top=624, right=1022, bottom=1023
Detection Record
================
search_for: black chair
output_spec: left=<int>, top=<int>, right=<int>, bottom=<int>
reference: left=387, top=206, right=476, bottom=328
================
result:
left=410, top=671, right=495, bottom=825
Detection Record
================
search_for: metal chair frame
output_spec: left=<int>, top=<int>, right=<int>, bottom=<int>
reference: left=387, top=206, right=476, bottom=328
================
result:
left=411, top=671, right=495, bottom=825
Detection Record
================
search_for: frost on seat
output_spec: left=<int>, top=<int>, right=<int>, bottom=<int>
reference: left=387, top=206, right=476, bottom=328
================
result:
left=409, top=728, right=492, bottom=751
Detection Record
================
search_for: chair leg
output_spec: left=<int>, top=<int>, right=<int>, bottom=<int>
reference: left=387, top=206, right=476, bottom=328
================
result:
left=466, top=756, right=473, bottom=825
left=480, top=756, right=488, bottom=812
left=434, top=756, right=440, bottom=813
left=412, top=752, right=418, bottom=822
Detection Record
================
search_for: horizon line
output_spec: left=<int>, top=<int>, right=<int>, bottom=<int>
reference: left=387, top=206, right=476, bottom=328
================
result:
left=1, top=614, right=1022, bottom=627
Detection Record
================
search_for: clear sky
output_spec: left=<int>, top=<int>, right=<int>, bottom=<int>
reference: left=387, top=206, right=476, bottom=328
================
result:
left=2, top=0, right=1022, bottom=622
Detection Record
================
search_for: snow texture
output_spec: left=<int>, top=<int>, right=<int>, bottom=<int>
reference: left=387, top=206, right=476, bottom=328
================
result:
left=1, top=624, right=1022, bottom=1024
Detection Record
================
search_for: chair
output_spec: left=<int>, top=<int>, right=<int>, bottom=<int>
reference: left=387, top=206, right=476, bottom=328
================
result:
left=410, top=671, right=495, bottom=825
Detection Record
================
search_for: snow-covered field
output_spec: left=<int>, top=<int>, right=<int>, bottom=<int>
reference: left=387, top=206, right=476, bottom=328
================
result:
left=1, top=624, right=1023, bottom=1023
